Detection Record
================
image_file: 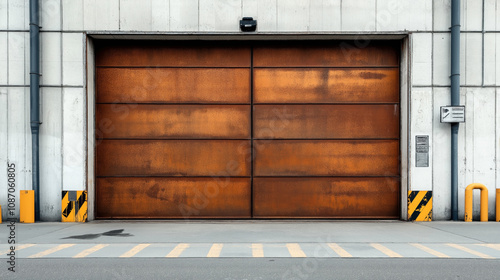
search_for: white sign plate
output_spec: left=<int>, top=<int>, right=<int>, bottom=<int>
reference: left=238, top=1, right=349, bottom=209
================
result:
left=440, top=106, right=465, bottom=123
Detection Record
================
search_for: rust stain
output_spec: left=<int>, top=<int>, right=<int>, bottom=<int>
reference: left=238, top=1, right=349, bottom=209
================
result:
left=359, top=71, right=386, bottom=79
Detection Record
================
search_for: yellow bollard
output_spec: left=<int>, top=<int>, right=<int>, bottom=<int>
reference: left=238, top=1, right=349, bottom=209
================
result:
left=465, top=183, right=489, bottom=222
left=20, top=190, right=35, bottom=223
left=0, top=205, right=2, bottom=223
left=497, top=189, right=500, bottom=222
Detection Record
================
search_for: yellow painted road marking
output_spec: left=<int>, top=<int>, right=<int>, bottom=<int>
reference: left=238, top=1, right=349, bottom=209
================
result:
left=370, top=243, right=402, bottom=258
left=410, top=243, right=449, bottom=258
left=166, top=243, right=189, bottom=258
left=447, top=243, right=493, bottom=259
left=0, top=244, right=36, bottom=255
left=28, top=244, right=75, bottom=258
left=207, top=243, right=223, bottom=258
left=73, top=244, right=109, bottom=258
left=479, top=244, right=500, bottom=251
left=327, top=243, right=352, bottom=257
left=252, top=243, right=264, bottom=257
left=286, top=243, right=307, bottom=258
left=120, top=244, right=150, bottom=258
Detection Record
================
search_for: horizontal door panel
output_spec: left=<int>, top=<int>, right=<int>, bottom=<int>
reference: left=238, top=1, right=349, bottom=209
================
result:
left=97, top=68, right=250, bottom=103
left=254, top=140, right=399, bottom=176
left=96, top=104, right=251, bottom=139
left=253, top=177, right=399, bottom=218
left=96, top=45, right=251, bottom=67
left=253, top=43, right=399, bottom=67
left=253, top=68, right=399, bottom=103
left=96, top=177, right=251, bottom=218
left=253, top=104, right=399, bottom=139
left=96, top=140, right=251, bottom=177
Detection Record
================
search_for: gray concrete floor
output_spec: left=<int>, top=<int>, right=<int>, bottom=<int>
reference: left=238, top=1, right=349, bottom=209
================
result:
left=0, top=221, right=499, bottom=259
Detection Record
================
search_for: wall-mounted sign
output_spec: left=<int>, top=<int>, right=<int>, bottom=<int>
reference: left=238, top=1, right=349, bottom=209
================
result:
left=440, top=106, right=465, bottom=123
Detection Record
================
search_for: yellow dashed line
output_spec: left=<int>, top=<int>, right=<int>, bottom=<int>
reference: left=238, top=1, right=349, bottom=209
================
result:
left=28, top=244, right=75, bottom=258
left=252, top=243, right=264, bottom=258
left=327, top=243, right=352, bottom=257
left=286, top=243, right=307, bottom=258
left=0, top=244, right=36, bottom=255
left=166, top=243, right=189, bottom=258
left=370, top=243, right=402, bottom=258
left=410, top=243, right=449, bottom=258
left=479, top=244, right=500, bottom=251
left=207, top=243, right=223, bottom=258
left=447, top=243, right=494, bottom=259
left=119, top=244, right=150, bottom=258
left=73, top=244, right=109, bottom=258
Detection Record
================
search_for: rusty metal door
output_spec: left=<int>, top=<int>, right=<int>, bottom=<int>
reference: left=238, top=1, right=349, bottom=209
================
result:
left=95, top=41, right=400, bottom=219
left=252, top=41, right=400, bottom=218
left=95, top=42, right=252, bottom=218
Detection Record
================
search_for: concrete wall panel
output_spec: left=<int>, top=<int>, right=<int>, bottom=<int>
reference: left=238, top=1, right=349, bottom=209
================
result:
left=433, top=33, right=451, bottom=86
left=170, top=0, right=199, bottom=31
left=0, top=33, right=7, bottom=85
left=433, top=0, right=451, bottom=31
left=199, top=0, right=241, bottom=31
left=151, top=0, right=170, bottom=31
left=83, top=0, right=119, bottom=31
left=41, top=0, right=62, bottom=31
left=62, top=0, right=83, bottom=31
left=0, top=88, right=8, bottom=221
left=412, top=33, right=432, bottom=86
left=464, top=33, right=482, bottom=86
left=62, top=33, right=84, bottom=86
left=410, top=88, right=433, bottom=192
left=7, top=32, right=27, bottom=85
left=62, top=87, right=85, bottom=191
left=341, top=0, right=376, bottom=31
left=277, top=0, right=309, bottom=31
left=483, top=33, right=496, bottom=86
left=432, top=88, right=452, bottom=220
left=0, top=0, right=8, bottom=29
left=41, top=32, right=61, bottom=86
left=242, top=0, right=277, bottom=31
left=40, top=87, right=62, bottom=221
left=120, top=0, right=153, bottom=31
left=309, top=0, right=341, bottom=31
left=8, top=0, right=28, bottom=30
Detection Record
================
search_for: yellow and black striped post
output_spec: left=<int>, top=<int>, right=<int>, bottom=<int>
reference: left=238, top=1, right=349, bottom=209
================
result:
left=408, top=191, right=432, bottom=221
left=62, top=191, right=87, bottom=222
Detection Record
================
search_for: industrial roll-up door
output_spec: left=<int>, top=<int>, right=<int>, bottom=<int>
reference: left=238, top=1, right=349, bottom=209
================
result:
left=95, top=41, right=400, bottom=219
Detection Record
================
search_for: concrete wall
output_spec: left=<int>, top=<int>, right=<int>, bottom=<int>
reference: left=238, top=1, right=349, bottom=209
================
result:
left=0, top=0, right=499, bottom=221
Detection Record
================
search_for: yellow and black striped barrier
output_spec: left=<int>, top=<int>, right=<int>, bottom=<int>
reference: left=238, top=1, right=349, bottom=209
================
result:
left=62, top=191, right=87, bottom=222
left=408, top=191, right=432, bottom=221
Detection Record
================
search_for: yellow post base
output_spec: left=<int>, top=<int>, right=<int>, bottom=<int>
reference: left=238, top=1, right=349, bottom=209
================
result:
left=20, top=190, right=35, bottom=223
left=465, top=183, right=488, bottom=222
left=496, top=189, right=500, bottom=222
left=0, top=205, right=2, bottom=223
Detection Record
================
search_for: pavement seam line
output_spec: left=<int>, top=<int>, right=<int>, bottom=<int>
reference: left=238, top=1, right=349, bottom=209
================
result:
left=120, top=244, right=150, bottom=258
left=28, top=244, right=76, bottom=258
left=286, top=243, right=307, bottom=258
left=207, top=243, right=223, bottom=258
left=166, top=243, right=190, bottom=258
left=410, top=243, right=449, bottom=258
left=416, top=223, right=485, bottom=243
left=73, top=244, right=109, bottom=258
left=327, top=243, right=352, bottom=258
left=447, top=243, right=494, bottom=259
left=0, top=244, right=36, bottom=255
left=370, top=243, right=402, bottom=258
left=252, top=243, right=264, bottom=258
